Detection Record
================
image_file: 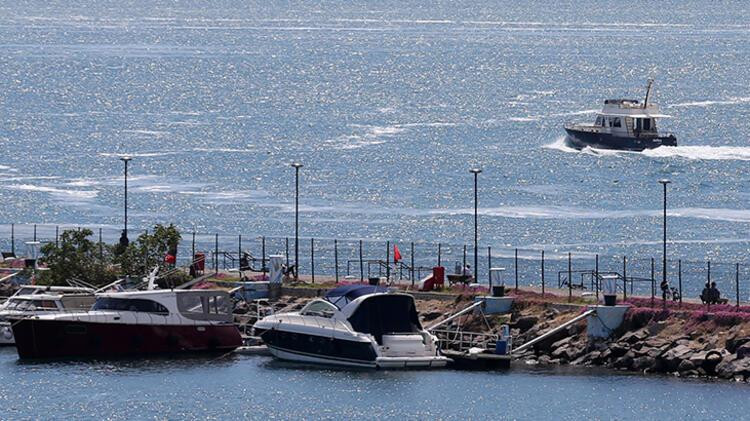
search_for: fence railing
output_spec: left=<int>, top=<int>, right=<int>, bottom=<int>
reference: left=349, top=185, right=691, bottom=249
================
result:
left=1, top=222, right=750, bottom=307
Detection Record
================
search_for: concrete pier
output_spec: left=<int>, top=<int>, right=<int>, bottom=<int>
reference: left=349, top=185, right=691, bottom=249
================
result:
left=586, top=305, right=629, bottom=338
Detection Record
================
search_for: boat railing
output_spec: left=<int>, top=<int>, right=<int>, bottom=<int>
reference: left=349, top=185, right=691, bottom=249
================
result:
left=432, top=328, right=499, bottom=352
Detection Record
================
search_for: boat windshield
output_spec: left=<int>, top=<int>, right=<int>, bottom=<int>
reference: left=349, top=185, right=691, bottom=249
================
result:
left=92, top=297, right=169, bottom=315
left=300, top=300, right=337, bottom=318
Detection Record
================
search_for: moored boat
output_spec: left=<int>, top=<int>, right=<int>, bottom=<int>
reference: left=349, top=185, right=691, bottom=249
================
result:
left=11, top=289, right=242, bottom=359
left=564, top=79, right=677, bottom=151
left=254, top=285, right=450, bottom=369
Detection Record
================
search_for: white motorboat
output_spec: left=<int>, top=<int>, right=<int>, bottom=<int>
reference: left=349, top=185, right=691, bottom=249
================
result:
left=254, top=285, right=450, bottom=369
left=0, top=285, right=95, bottom=345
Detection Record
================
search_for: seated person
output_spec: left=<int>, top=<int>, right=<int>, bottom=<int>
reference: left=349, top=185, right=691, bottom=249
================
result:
left=700, top=282, right=711, bottom=304
left=462, top=264, right=473, bottom=281
left=708, top=282, right=721, bottom=304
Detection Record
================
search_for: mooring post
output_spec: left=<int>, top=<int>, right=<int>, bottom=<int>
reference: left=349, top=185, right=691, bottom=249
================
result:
left=55, top=225, right=59, bottom=248
left=334, top=239, right=339, bottom=284
left=651, top=257, right=655, bottom=306
left=311, top=238, right=315, bottom=283
left=595, top=254, right=599, bottom=301
left=437, top=243, right=442, bottom=267
left=214, top=233, right=219, bottom=272
left=359, top=240, right=364, bottom=282
left=736, top=263, right=740, bottom=308
left=515, top=248, right=519, bottom=293
left=678, top=259, right=682, bottom=306
left=623, top=256, right=627, bottom=301
left=386, top=241, right=390, bottom=282
left=568, top=252, right=572, bottom=302
left=541, top=250, right=545, bottom=297
left=410, top=242, right=415, bottom=286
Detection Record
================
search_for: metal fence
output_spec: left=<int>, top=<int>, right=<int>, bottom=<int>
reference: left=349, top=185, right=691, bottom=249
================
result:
left=1, top=223, right=749, bottom=306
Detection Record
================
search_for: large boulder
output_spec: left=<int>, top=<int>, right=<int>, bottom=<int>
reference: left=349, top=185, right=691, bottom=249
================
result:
left=659, top=344, right=695, bottom=372
left=736, top=343, right=750, bottom=359
left=514, top=315, right=539, bottom=333
left=715, top=355, right=750, bottom=380
left=619, top=328, right=649, bottom=344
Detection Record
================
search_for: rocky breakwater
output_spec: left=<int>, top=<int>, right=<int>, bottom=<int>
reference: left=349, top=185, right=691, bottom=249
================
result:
left=512, top=297, right=750, bottom=382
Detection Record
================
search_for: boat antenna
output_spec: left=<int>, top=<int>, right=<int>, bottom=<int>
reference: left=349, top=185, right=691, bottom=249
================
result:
left=643, top=78, right=654, bottom=109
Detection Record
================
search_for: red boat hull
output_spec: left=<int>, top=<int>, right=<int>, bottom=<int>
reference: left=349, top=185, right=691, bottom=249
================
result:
left=11, top=319, right=242, bottom=359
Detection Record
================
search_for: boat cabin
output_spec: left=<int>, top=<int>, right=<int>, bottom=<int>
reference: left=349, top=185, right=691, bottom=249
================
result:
left=90, top=289, right=234, bottom=323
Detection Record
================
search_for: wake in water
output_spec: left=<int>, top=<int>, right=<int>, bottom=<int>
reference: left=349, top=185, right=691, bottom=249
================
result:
left=544, top=137, right=750, bottom=161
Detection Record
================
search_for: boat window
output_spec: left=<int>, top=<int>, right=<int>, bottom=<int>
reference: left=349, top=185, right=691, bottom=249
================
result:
left=612, top=117, right=621, bottom=127
left=301, top=300, right=337, bottom=318
left=92, top=297, right=169, bottom=315
left=15, top=288, right=38, bottom=296
left=643, top=118, right=652, bottom=131
left=595, top=116, right=603, bottom=126
left=176, top=292, right=232, bottom=321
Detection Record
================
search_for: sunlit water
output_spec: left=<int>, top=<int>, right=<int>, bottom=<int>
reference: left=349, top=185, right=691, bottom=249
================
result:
left=0, top=2, right=750, bottom=415
left=0, top=347, right=748, bottom=420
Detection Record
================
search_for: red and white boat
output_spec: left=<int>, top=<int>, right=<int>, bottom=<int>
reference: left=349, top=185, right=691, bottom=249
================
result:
left=11, top=289, right=242, bottom=359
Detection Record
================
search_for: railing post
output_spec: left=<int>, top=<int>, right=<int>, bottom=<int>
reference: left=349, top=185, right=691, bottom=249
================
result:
left=515, top=248, right=519, bottom=293
left=568, top=252, right=572, bottom=302
left=33, top=224, right=37, bottom=242
left=437, top=243, right=442, bottom=267
left=410, top=242, right=415, bottom=286
left=736, top=263, right=740, bottom=308
left=678, top=259, right=682, bottom=307
left=285, top=237, right=290, bottom=268
left=595, top=254, right=599, bottom=301
left=651, top=257, right=655, bottom=306
left=462, top=244, right=467, bottom=271
left=707, top=260, right=711, bottom=285
left=261, top=236, right=266, bottom=272
left=99, top=228, right=103, bottom=261
left=191, top=231, right=196, bottom=262
left=359, top=240, right=364, bottom=282
left=541, top=250, right=545, bottom=297
left=386, top=241, right=390, bottom=282
left=623, top=256, right=627, bottom=301
left=311, top=238, right=315, bottom=283
left=238, top=235, right=242, bottom=268
left=214, top=233, right=219, bottom=272
left=55, top=225, right=59, bottom=248
left=334, top=239, right=339, bottom=283
left=10, top=223, right=15, bottom=255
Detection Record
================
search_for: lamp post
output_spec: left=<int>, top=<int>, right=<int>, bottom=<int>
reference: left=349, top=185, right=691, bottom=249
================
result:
left=291, top=162, right=303, bottom=281
left=658, top=179, right=671, bottom=292
left=470, top=168, right=482, bottom=280
left=119, top=156, right=132, bottom=247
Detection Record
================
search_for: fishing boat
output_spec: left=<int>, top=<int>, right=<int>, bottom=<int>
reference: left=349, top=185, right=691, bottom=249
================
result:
left=564, top=79, right=677, bottom=151
left=11, top=289, right=242, bottom=359
left=254, top=285, right=450, bottom=368
left=0, top=286, right=95, bottom=345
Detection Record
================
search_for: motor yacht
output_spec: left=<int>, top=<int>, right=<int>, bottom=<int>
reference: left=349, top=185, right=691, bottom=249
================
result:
left=254, top=285, right=450, bottom=368
left=564, top=79, right=677, bottom=151
left=11, top=289, right=242, bottom=358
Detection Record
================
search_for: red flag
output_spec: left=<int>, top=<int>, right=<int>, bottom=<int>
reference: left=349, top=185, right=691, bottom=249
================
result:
left=393, top=244, right=402, bottom=262
left=165, top=254, right=176, bottom=264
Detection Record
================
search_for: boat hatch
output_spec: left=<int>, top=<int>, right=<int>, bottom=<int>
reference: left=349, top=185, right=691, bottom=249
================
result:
left=176, top=291, right=233, bottom=322
left=347, top=294, right=422, bottom=345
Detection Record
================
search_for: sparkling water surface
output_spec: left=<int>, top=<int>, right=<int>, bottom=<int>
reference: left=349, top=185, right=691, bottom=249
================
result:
left=0, top=347, right=748, bottom=420
left=1, top=1, right=750, bottom=418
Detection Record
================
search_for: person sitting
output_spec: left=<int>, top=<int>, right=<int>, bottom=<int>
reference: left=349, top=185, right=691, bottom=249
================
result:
left=700, top=282, right=711, bottom=304
left=708, top=282, right=721, bottom=304
left=462, top=264, right=473, bottom=281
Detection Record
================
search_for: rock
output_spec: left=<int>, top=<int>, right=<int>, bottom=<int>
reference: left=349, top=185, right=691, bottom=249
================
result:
left=514, top=315, right=539, bottom=332
left=678, top=359, right=696, bottom=372
left=632, top=356, right=654, bottom=371
left=614, top=352, right=634, bottom=370
left=726, top=336, right=750, bottom=354
left=736, top=343, right=750, bottom=359
left=715, top=355, right=750, bottom=379
left=421, top=310, right=442, bottom=322
left=619, top=329, right=649, bottom=344
left=660, top=344, right=695, bottom=372
left=551, top=336, right=573, bottom=350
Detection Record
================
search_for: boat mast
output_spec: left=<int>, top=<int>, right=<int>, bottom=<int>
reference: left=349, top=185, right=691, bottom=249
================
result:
left=643, top=79, right=654, bottom=108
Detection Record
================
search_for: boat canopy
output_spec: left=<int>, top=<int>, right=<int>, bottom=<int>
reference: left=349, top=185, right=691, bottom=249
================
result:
left=325, top=285, right=389, bottom=309
left=602, top=113, right=671, bottom=118
left=346, top=294, right=422, bottom=344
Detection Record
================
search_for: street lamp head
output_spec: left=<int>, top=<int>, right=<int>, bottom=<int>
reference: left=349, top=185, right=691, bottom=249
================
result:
left=658, top=179, right=671, bottom=185
left=469, top=168, right=482, bottom=174
left=119, top=156, right=132, bottom=163
left=291, top=162, right=303, bottom=169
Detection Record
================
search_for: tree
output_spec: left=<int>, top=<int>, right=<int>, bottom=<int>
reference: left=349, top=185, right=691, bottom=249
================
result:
left=38, top=228, right=117, bottom=286
left=113, top=224, right=182, bottom=277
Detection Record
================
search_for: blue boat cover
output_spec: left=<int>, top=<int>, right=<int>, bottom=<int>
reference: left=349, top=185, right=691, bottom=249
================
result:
left=325, top=285, right=389, bottom=309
